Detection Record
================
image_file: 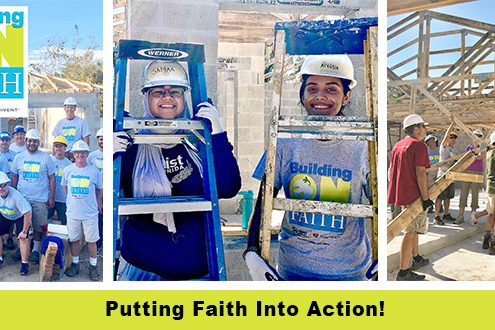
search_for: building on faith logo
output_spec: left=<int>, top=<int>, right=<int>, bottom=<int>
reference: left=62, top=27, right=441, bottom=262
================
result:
left=0, top=7, right=28, bottom=117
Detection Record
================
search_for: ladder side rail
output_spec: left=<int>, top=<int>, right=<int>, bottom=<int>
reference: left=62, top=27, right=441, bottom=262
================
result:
left=260, top=29, right=286, bottom=262
left=189, top=62, right=226, bottom=281
left=113, top=57, right=128, bottom=267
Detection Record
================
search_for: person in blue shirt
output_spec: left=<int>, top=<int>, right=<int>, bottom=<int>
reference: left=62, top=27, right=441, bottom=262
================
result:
left=245, top=55, right=371, bottom=281
left=114, top=60, right=241, bottom=280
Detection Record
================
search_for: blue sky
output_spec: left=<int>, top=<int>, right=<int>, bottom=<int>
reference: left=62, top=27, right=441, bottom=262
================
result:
left=2, top=0, right=103, bottom=64
left=388, top=0, right=495, bottom=78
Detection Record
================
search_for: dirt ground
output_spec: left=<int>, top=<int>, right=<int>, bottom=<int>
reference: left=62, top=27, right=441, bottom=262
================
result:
left=0, top=239, right=103, bottom=282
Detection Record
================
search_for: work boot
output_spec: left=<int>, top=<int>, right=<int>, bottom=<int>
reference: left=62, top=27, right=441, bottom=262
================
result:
left=65, top=262, right=80, bottom=277
left=482, top=235, right=491, bottom=250
left=20, top=262, right=29, bottom=276
left=0, top=258, right=3, bottom=268
left=433, top=216, right=445, bottom=225
left=89, top=265, right=99, bottom=281
left=28, top=251, right=40, bottom=264
left=489, top=239, right=495, bottom=255
left=442, top=214, right=455, bottom=222
left=453, top=215, right=464, bottom=224
left=411, top=255, right=429, bottom=270
left=396, top=269, right=426, bottom=281
left=12, top=248, right=21, bottom=261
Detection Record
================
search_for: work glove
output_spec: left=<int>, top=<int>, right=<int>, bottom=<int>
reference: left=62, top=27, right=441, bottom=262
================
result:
left=113, top=131, right=132, bottom=155
left=422, top=199, right=434, bottom=211
left=196, top=101, right=224, bottom=135
left=244, top=251, right=282, bottom=281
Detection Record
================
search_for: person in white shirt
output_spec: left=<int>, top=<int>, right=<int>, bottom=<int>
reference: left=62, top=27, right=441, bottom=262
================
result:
left=9, top=125, right=27, bottom=154
left=52, top=97, right=91, bottom=153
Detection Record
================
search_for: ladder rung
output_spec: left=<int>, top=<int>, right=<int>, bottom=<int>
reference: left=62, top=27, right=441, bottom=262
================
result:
left=278, top=131, right=375, bottom=141
left=132, top=134, right=191, bottom=144
left=273, top=198, right=374, bottom=218
left=119, top=196, right=212, bottom=215
left=124, top=118, right=203, bottom=130
left=278, top=117, right=373, bottom=129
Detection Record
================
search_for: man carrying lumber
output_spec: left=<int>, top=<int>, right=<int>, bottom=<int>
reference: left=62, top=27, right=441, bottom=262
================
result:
left=388, top=114, right=434, bottom=281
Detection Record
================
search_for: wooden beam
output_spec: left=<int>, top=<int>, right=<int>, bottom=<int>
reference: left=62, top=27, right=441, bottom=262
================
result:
left=387, top=151, right=476, bottom=243
left=388, top=1, right=475, bottom=16
left=445, top=172, right=484, bottom=183
left=426, top=10, right=495, bottom=32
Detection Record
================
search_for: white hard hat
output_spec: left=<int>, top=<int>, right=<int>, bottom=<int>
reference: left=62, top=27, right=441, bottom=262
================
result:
left=71, top=140, right=90, bottom=152
left=403, top=114, right=427, bottom=129
left=490, top=131, right=495, bottom=145
left=0, top=171, right=10, bottom=185
left=425, top=134, right=437, bottom=142
left=25, top=129, right=41, bottom=140
left=64, top=97, right=78, bottom=106
left=473, top=129, right=484, bottom=138
left=140, top=60, right=190, bottom=93
left=96, top=128, right=103, bottom=137
left=300, top=55, right=357, bottom=89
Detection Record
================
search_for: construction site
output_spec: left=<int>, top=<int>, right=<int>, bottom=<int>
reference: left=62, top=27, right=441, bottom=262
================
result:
left=387, top=0, right=495, bottom=280
left=113, top=0, right=378, bottom=281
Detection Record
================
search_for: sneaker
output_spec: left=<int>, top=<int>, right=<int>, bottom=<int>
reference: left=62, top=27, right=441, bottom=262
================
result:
left=433, top=216, right=445, bottom=225
left=89, top=265, right=99, bottom=281
left=20, top=263, right=29, bottom=276
left=453, top=215, right=464, bottom=224
left=0, top=258, right=3, bottom=268
left=28, top=251, right=40, bottom=264
left=482, top=235, right=491, bottom=250
left=64, top=262, right=80, bottom=277
left=442, top=214, right=455, bottom=222
left=471, top=212, right=478, bottom=225
left=12, top=248, right=21, bottom=261
left=396, top=269, right=426, bottom=281
left=411, top=255, right=430, bottom=270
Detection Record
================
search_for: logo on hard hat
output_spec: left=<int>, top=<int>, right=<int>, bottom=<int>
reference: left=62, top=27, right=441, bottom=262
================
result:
left=320, top=62, right=339, bottom=71
left=151, top=65, right=176, bottom=75
left=138, top=48, right=189, bottom=60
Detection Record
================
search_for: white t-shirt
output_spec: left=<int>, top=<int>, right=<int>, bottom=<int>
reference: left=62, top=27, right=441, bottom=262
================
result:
left=88, top=149, right=103, bottom=172
left=12, top=150, right=55, bottom=202
left=51, top=155, right=73, bottom=203
left=61, top=163, right=102, bottom=220
left=0, top=187, right=31, bottom=220
left=9, top=144, right=27, bottom=154
left=52, top=117, right=92, bottom=151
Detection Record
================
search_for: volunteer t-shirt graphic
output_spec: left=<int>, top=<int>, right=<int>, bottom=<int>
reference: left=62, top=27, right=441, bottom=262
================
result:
left=287, top=162, right=352, bottom=236
left=93, top=157, right=103, bottom=171
left=55, top=165, right=63, bottom=184
left=22, top=160, right=41, bottom=181
left=61, top=126, right=77, bottom=142
left=0, top=206, right=17, bottom=220
left=69, top=174, right=90, bottom=197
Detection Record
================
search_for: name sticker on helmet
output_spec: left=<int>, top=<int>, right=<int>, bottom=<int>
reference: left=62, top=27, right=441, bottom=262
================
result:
left=320, top=62, right=339, bottom=71
left=137, top=48, right=189, bottom=59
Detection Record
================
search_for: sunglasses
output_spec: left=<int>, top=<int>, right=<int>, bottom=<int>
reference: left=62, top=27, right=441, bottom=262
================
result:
left=449, top=135, right=457, bottom=139
left=0, top=182, right=9, bottom=188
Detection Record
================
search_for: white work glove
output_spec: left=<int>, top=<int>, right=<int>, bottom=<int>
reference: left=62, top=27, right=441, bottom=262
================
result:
left=245, top=251, right=282, bottom=281
left=196, top=102, right=224, bottom=135
left=113, top=131, right=132, bottom=155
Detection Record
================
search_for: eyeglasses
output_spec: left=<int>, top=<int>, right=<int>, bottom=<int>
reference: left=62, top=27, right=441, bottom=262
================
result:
left=149, top=89, right=184, bottom=99
left=0, top=182, right=9, bottom=188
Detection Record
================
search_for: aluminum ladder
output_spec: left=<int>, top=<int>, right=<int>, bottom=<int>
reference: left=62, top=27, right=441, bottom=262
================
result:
left=113, top=40, right=226, bottom=280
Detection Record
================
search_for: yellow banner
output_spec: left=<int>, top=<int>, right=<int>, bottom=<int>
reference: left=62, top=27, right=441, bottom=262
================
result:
left=0, top=290, right=493, bottom=327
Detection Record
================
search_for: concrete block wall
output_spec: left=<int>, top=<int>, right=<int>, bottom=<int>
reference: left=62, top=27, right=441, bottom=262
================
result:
left=126, top=0, right=219, bottom=116
left=218, top=42, right=266, bottom=213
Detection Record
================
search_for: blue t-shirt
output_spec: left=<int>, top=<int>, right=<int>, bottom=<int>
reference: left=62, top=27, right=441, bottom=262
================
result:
left=88, top=149, right=103, bottom=172
left=52, top=117, right=91, bottom=151
left=51, top=156, right=73, bottom=203
left=253, top=138, right=371, bottom=281
left=61, top=163, right=102, bottom=220
left=0, top=186, right=32, bottom=220
left=9, top=144, right=26, bottom=154
left=12, top=150, right=55, bottom=202
left=428, top=147, right=440, bottom=166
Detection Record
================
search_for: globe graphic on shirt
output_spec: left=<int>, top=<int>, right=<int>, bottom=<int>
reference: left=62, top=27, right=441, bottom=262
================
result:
left=289, top=174, right=317, bottom=200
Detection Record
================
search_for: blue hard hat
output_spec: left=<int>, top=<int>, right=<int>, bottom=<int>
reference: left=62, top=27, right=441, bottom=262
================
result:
left=13, top=125, right=26, bottom=135
left=0, top=131, right=10, bottom=140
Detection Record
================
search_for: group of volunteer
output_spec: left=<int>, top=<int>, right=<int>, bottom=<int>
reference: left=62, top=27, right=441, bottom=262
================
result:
left=0, top=97, right=103, bottom=281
